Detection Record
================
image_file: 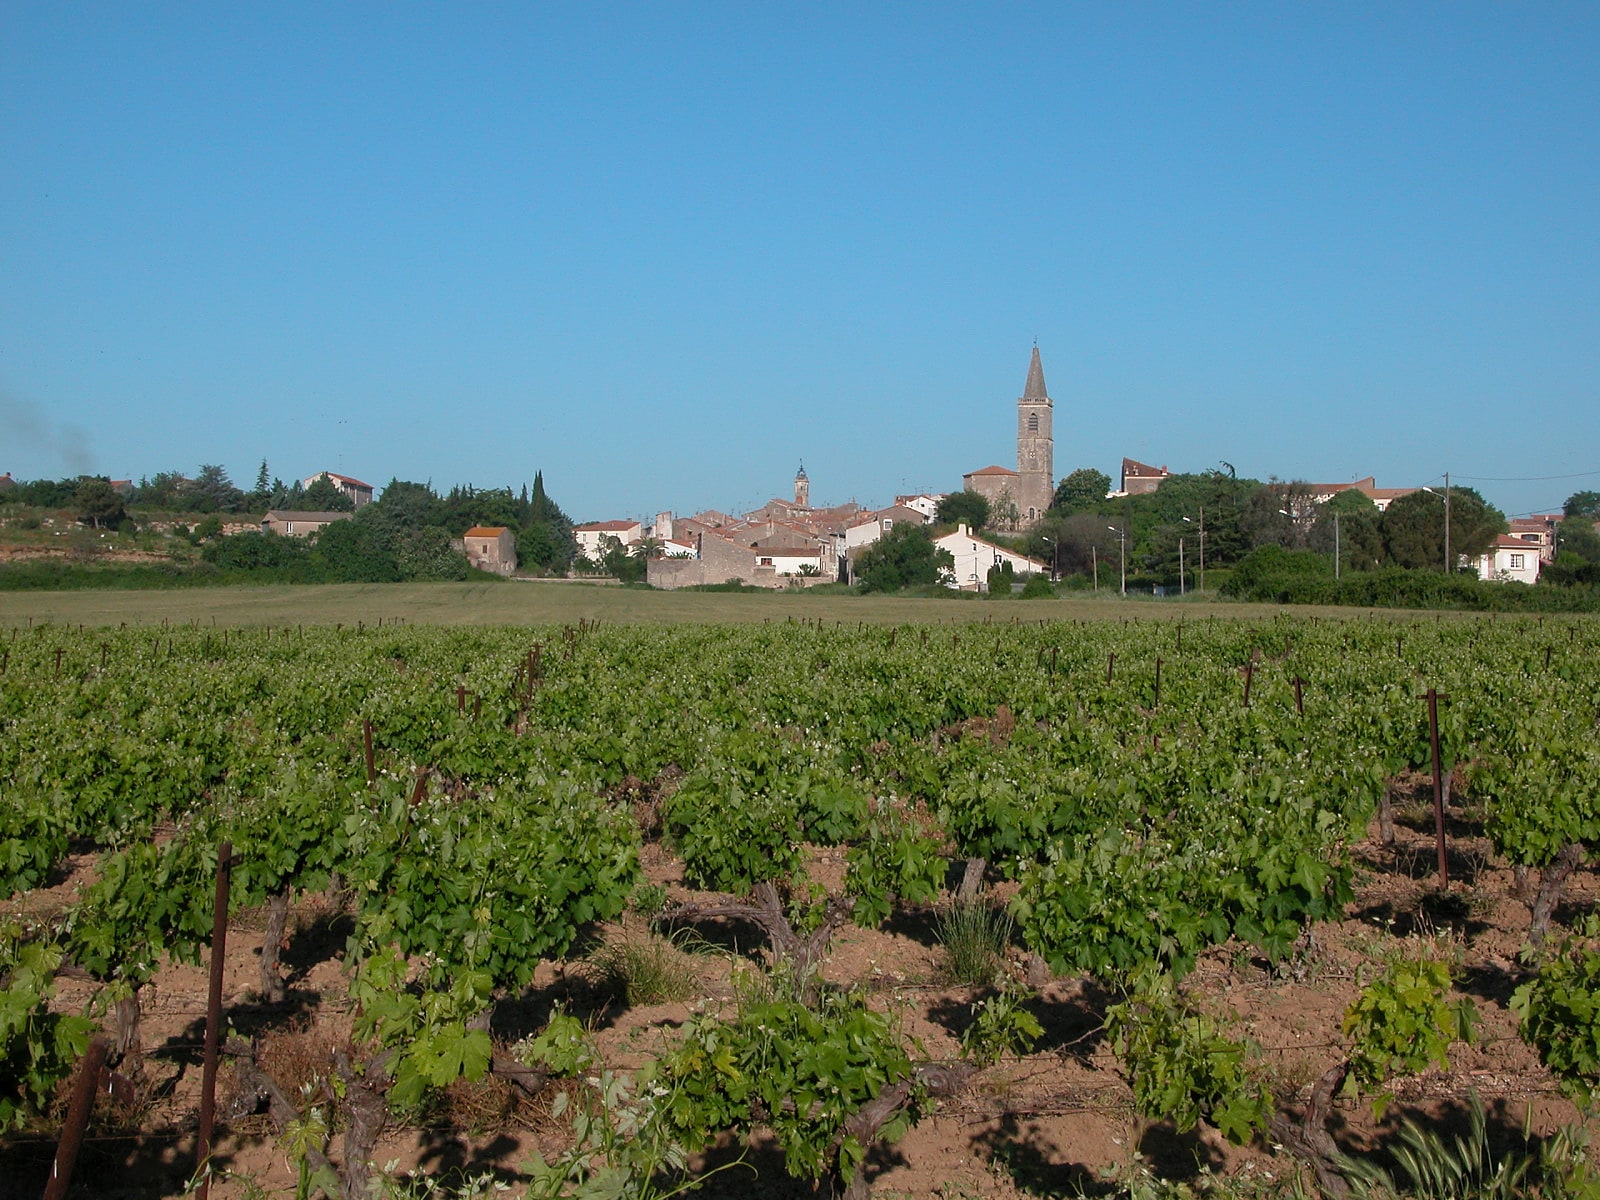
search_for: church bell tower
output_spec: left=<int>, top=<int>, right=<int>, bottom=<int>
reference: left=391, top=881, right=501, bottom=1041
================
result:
left=1017, top=346, right=1053, bottom=523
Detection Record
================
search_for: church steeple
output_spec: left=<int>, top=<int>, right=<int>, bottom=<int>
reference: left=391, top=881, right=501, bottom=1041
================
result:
left=794, top=463, right=810, bottom=508
left=1016, top=346, right=1054, bottom=526
left=1023, top=345, right=1048, bottom=400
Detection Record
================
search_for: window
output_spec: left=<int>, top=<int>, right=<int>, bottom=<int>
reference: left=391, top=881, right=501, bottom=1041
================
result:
left=1510, top=553, right=1525, bottom=570
left=1027, top=413, right=1039, bottom=433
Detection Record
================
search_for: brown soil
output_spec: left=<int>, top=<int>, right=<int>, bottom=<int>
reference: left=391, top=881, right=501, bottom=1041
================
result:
left=11, top=808, right=1593, bottom=1200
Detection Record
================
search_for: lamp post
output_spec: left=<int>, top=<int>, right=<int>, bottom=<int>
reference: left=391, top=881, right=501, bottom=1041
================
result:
left=1334, top=511, right=1340, bottom=580
left=1108, top=525, right=1126, bottom=596
left=1041, top=536, right=1058, bottom=582
left=1182, top=509, right=1205, bottom=593
left=1092, top=545, right=1098, bottom=592
left=1179, top=536, right=1185, bottom=595
left=1422, top=479, right=1452, bottom=572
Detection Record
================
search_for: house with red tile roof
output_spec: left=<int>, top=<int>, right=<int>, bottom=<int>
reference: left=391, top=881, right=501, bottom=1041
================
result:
left=462, top=526, right=516, bottom=576
left=573, top=519, right=643, bottom=562
left=301, top=471, right=375, bottom=508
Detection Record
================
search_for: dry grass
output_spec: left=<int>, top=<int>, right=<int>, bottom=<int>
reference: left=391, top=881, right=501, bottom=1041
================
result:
left=0, top=579, right=1294, bottom=629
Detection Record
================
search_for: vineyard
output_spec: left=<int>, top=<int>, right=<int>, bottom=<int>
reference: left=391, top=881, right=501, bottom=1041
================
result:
left=4, top=612, right=1600, bottom=1198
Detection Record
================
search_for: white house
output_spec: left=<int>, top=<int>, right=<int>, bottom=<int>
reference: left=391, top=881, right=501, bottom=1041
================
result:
left=893, top=493, right=944, bottom=521
left=933, top=524, right=1046, bottom=592
left=574, top=519, right=643, bottom=561
left=1476, top=535, right=1542, bottom=585
left=844, top=505, right=929, bottom=553
left=755, top=546, right=825, bottom=576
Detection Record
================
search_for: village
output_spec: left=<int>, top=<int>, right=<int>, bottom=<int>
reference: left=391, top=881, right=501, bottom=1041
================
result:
left=0, top=347, right=1578, bottom=594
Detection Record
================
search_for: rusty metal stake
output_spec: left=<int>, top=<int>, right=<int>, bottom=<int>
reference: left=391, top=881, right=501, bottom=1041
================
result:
left=1105, top=652, right=1116, bottom=685
left=195, top=841, right=234, bottom=1200
left=1153, top=657, right=1162, bottom=708
left=1427, top=689, right=1450, bottom=886
left=1293, top=675, right=1305, bottom=716
left=1242, top=661, right=1254, bottom=708
left=363, top=720, right=375, bottom=786
left=44, top=1037, right=111, bottom=1200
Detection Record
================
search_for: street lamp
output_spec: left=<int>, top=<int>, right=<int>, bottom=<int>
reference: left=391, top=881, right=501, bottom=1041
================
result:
left=1422, top=479, right=1452, bottom=572
left=1181, top=509, right=1205, bottom=593
left=1178, top=535, right=1185, bottom=595
left=1040, top=535, right=1058, bottom=582
left=1108, top=525, right=1126, bottom=596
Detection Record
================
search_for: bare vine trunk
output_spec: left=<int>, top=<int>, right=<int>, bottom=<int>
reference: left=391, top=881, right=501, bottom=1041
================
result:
left=259, top=888, right=291, bottom=1003
left=1530, top=843, right=1586, bottom=943
left=957, top=857, right=987, bottom=902
left=224, top=1038, right=337, bottom=1180
left=114, top=991, right=142, bottom=1061
left=337, top=1049, right=393, bottom=1200
left=1377, top=783, right=1395, bottom=847
left=1269, top=1062, right=1351, bottom=1200
left=667, top=879, right=852, bottom=988
left=835, top=1061, right=978, bottom=1200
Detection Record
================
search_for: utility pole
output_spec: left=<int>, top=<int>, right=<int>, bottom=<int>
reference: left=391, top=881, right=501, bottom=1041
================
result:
left=1334, top=511, right=1340, bottom=581
left=1444, top=471, right=1451, bottom=573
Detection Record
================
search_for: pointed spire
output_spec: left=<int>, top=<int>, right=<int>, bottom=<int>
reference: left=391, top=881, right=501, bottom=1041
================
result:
left=1022, top=346, right=1048, bottom=400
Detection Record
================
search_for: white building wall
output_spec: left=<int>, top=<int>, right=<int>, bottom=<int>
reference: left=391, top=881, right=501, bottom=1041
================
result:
left=933, top=524, right=1044, bottom=592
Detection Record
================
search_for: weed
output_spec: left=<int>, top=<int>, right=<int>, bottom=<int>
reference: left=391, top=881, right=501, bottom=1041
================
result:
left=631, top=881, right=668, bottom=919
left=1340, top=1093, right=1597, bottom=1200
left=937, top=895, right=1013, bottom=986
left=589, top=933, right=700, bottom=1007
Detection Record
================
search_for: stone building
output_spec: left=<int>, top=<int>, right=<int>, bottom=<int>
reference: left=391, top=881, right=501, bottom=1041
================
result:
left=962, top=346, right=1055, bottom=529
left=462, top=526, right=517, bottom=576
left=1016, top=346, right=1054, bottom=523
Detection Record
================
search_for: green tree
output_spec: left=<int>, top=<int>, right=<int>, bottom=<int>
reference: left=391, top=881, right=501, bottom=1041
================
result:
left=310, top=517, right=400, bottom=582
left=1240, top=481, right=1317, bottom=550
left=599, top=535, right=647, bottom=583
left=1563, top=490, right=1600, bottom=519
left=936, top=490, right=990, bottom=530
left=521, top=470, right=577, bottom=571
left=396, top=526, right=468, bottom=581
left=74, top=476, right=126, bottom=529
left=1050, top=467, right=1112, bottom=514
left=301, top=475, right=355, bottom=512
left=249, top=459, right=271, bottom=508
left=1556, top=515, right=1600, bottom=564
left=372, top=479, right=439, bottom=527
left=1381, top=487, right=1505, bottom=571
left=854, top=524, right=954, bottom=592
left=191, top=464, right=246, bottom=513
left=1308, top=488, right=1384, bottom=572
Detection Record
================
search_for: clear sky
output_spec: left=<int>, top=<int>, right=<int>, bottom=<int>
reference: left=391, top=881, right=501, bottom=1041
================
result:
left=3, top=3, right=1597, bottom=522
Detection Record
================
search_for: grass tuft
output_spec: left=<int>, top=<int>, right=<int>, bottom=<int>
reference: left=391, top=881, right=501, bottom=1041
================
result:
left=936, top=896, right=1013, bottom=986
left=589, top=933, right=701, bottom=1007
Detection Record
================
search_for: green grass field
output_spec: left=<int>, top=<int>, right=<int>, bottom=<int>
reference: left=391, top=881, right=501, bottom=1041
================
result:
left=0, top=579, right=1318, bottom=627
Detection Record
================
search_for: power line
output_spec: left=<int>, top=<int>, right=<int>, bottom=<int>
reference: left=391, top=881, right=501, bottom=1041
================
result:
left=1451, top=469, right=1600, bottom=483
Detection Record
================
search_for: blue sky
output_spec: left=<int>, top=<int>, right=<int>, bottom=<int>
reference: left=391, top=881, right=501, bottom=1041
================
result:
left=3, top=3, right=1597, bottom=522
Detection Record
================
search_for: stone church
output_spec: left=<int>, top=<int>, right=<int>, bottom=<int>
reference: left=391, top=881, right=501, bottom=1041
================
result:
left=962, top=346, right=1055, bottom=529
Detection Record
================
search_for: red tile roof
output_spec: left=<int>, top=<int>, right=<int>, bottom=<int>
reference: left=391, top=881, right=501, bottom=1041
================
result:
left=575, top=519, right=641, bottom=532
left=965, top=465, right=1018, bottom=476
left=463, top=526, right=508, bottom=538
